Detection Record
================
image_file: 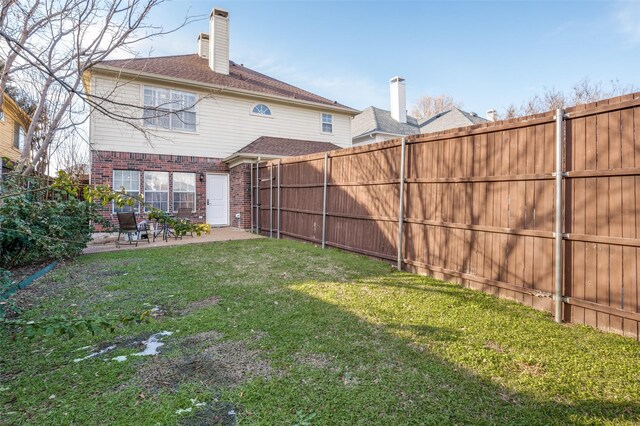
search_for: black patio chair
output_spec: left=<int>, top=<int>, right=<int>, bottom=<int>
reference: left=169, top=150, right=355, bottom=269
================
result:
left=116, top=212, right=150, bottom=246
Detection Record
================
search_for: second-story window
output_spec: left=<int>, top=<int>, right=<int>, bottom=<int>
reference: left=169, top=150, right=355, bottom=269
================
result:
left=13, top=123, right=25, bottom=150
left=321, top=113, right=333, bottom=133
left=252, top=104, right=272, bottom=116
left=143, top=86, right=196, bottom=132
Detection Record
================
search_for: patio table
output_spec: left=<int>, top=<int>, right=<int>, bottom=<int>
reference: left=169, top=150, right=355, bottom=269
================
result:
left=152, top=214, right=176, bottom=242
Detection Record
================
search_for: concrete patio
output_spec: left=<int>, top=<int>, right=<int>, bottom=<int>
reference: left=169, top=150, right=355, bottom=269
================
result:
left=83, top=227, right=261, bottom=254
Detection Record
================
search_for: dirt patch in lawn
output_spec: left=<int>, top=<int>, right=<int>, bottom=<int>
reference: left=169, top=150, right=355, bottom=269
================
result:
left=9, top=259, right=142, bottom=312
left=134, top=330, right=275, bottom=393
left=179, top=296, right=222, bottom=315
left=294, top=352, right=337, bottom=371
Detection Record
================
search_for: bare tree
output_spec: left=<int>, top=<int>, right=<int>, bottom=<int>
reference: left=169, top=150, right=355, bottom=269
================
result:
left=499, top=78, right=637, bottom=119
left=50, top=128, right=90, bottom=178
left=0, top=0, right=198, bottom=176
left=410, top=94, right=463, bottom=120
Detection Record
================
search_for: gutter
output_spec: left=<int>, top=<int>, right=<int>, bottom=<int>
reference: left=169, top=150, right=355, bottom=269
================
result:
left=353, top=130, right=414, bottom=140
left=223, top=152, right=287, bottom=163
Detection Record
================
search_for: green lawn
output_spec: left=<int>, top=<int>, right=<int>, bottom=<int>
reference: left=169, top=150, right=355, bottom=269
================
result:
left=1, top=239, right=639, bottom=425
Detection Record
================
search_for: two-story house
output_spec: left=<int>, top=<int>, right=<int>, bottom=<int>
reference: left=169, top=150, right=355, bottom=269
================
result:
left=88, top=7, right=357, bottom=228
left=0, top=92, right=30, bottom=173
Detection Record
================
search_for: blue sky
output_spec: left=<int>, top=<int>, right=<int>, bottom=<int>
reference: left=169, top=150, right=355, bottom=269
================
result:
left=139, top=0, right=640, bottom=115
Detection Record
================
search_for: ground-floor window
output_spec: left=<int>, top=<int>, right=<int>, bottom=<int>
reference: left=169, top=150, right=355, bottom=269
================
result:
left=144, top=171, right=169, bottom=212
left=173, top=172, right=196, bottom=212
left=112, top=170, right=140, bottom=213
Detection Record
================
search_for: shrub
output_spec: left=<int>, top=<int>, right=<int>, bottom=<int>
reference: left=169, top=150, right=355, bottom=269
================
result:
left=0, top=172, right=127, bottom=269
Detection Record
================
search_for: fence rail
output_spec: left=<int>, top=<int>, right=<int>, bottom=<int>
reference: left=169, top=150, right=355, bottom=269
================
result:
left=251, top=92, right=640, bottom=340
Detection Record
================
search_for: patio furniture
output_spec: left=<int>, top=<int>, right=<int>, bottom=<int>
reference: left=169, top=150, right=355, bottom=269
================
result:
left=152, top=213, right=176, bottom=242
left=116, top=212, right=150, bottom=246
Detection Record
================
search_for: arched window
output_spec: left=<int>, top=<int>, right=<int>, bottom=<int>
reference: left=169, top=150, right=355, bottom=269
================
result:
left=252, top=104, right=272, bottom=116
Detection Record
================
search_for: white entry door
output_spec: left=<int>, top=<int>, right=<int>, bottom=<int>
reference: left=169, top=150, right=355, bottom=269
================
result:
left=206, top=174, right=229, bottom=226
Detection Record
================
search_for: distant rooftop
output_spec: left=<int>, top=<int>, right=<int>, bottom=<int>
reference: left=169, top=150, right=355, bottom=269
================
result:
left=352, top=106, right=489, bottom=139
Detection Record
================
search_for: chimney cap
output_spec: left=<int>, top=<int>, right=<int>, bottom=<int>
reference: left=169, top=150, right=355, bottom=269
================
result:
left=210, top=8, right=229, bottom=18
left=198, top=32, right=209, bottom=40
left=390, top=76, right=405, bottom=84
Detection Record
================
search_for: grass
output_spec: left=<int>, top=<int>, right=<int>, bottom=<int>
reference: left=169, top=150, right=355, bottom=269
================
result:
left=1, top=238, right=639, bottom=425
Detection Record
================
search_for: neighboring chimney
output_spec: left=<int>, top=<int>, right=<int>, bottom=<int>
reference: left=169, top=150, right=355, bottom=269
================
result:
left=197, top=33, right=209, bottom=59
left=209, top=8, right=229, bottom=75
left=486, top=109, right=497, bottom=122
left=390, top=76, right=407, bottom=123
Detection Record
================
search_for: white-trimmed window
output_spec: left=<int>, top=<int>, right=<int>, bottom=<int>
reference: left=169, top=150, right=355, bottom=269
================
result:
left=321, top=113, right=333, bottom=133
left=144, top=171, right=169, bottom=212
left=143, top=86, right=196, bottom=132
left=113, top=170, right=140, bottom=213
left=13, top=123, right=25, bottom=150
left=173, top=172, right=196, bottom=212
left=252, top=104, right=271, bottom=116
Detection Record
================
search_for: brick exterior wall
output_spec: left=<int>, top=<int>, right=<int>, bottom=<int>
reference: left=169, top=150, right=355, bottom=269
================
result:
left=229, top=163, right=252, bottom=229
left=91, top=150, right=255, bottom=229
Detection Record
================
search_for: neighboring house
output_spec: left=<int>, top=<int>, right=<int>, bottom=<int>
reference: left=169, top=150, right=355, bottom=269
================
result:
left=352, top=77, right=491, bottom=146
left=0, top=92, right=30, bottom=171
left=87, top=7, right=358, bottom=228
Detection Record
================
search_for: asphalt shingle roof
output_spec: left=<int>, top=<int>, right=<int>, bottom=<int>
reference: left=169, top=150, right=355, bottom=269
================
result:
left=351, top=106, right=419, bottom=138
left=418, top=108, right=489, bottom=133
left=352, top=106, right=489, bottom=139
left=96, top=55, right=357, bottom=112
left=234, top=136, right=340, bottom=157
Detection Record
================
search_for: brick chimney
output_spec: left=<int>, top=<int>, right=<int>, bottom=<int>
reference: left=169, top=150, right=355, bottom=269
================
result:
left=390, top=76, right=407, bottom=123
left=209, top=8, right=229, bottom=75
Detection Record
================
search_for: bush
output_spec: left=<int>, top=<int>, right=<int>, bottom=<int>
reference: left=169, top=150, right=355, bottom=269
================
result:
left=0, top=173, right=111, bottom=269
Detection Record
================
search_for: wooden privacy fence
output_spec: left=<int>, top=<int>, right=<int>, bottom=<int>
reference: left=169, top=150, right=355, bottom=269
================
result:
left=251, top=93, right=640, bottom=340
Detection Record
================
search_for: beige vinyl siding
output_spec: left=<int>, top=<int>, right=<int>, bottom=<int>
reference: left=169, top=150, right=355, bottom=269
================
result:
left=0, top=109, right=23, bottom=162
left=90, top=75, right=352, bottom=158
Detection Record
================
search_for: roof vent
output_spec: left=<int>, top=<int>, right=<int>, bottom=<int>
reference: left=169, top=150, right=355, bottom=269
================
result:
left=469, top=111, right=478, bottom=117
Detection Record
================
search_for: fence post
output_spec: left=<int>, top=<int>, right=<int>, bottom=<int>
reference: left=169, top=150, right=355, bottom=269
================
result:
left=277, top=159, right=281, bottom=239
left=269, top=162, right=273, bottom=238
left=397, top=137, right=406, bottom=270
left=554, top=109, right=565, bottom=323
left=322, top=152, right=328, bottom=248
left=256, top=158, right=260, bottom=235
left=249, top=162, right=254, bottom=233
